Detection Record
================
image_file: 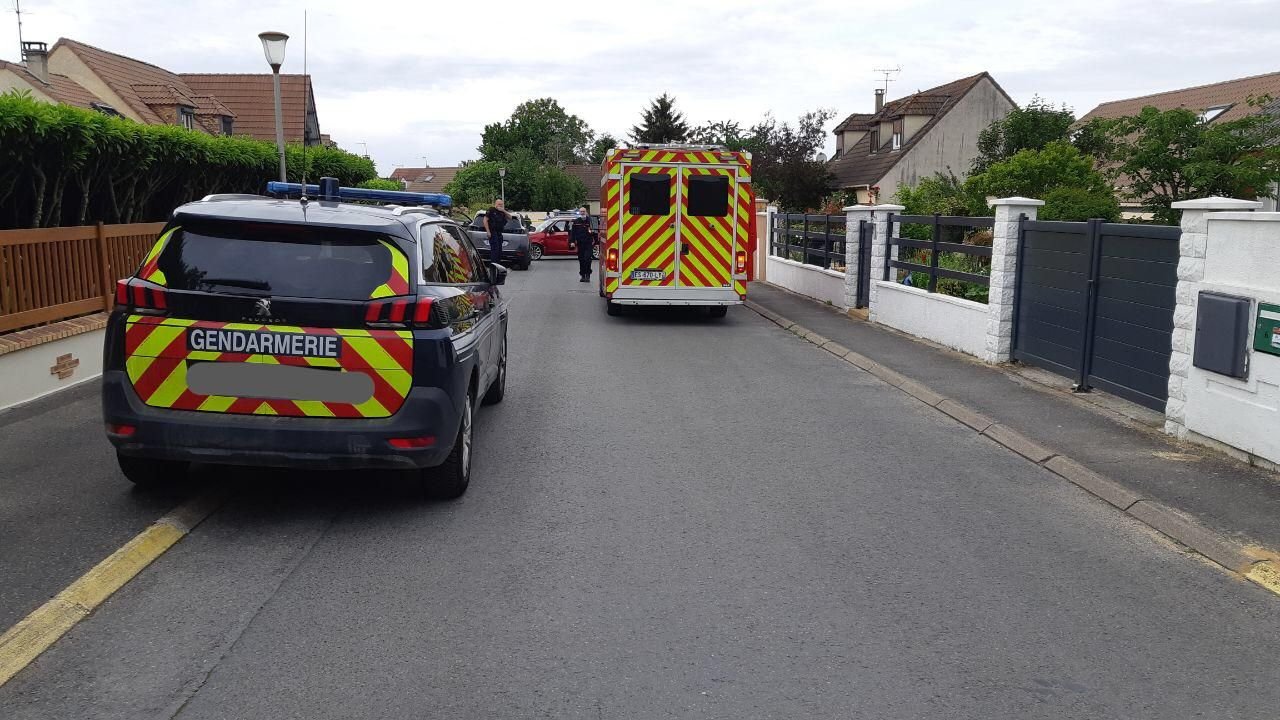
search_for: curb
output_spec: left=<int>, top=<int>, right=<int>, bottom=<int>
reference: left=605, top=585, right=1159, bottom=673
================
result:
left=0, top=489, right=226, bottom=687
left=743, top=299, right=1280, bottom=599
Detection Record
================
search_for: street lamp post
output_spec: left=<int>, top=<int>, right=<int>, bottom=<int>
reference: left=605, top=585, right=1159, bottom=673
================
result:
left=258, top=31, right=289, bottom=182
left=499, top=167, right=507, bottom=205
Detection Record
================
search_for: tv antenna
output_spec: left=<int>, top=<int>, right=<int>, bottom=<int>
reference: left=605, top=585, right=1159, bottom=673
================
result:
left=873, top=65, right=902, bottom=94
left=14, top=0, right=24, bottom=57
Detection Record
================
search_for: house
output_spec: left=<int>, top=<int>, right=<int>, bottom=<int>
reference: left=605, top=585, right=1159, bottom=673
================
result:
left=563, top=164, right=603, bottom=215
left=181, top=74, right=322, bottom=145
left=0, top=43, right=101, bottom=110
left=827, top=72, right=1016, bottom=204
left=46, top=39, right=235, bottom=135
left=1078, top=70, right=1280, bottom=211
left=391, top=167, right=461, bottom=194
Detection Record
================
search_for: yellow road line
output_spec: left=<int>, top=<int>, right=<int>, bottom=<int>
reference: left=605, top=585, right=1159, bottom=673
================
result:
left=0, top=490, right=224, bottom=687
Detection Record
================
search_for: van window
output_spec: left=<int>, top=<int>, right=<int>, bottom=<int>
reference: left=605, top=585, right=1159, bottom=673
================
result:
left=686, top=175, right=730, bottom=217
left=629, top=173, right=670, bottom=215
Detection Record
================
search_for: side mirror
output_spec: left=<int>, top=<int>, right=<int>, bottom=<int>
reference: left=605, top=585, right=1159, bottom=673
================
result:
left=489, top=263, right=507, bottom=286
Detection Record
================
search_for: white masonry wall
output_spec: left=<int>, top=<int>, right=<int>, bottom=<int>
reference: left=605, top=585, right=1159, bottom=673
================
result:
left=765, top=256, right=848, bottom=309
left=0, top=330, right=105, bottom=411
left=871, top=280, right=989, bottom=356
left=1169, top=201, right=1280, bottom=466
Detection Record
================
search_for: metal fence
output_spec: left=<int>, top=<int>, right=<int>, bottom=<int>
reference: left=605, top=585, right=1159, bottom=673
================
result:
left=770, top=214, right=848, bottom=271
left=0, top=222, right=163, bottom=333
left=886, top=214, right=995, bottom=301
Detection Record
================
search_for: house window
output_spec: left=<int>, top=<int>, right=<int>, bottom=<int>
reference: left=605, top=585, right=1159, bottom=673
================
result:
left=221, top=117, right=233, bottom=136
left=1200, top=105, right=1231, bottom=123
left=869, top=128, right=880, bottom=153
left=90, top=102, right=122, bottom=118
left=178, top=107, right=195, bottom=131
left=892, top=119, right=903, bottom=150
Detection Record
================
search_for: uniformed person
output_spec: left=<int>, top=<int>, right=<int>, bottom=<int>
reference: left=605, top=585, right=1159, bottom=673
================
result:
left=570, top=205, right=594, bottom=283
left=482, top=199, right=508, bottom=265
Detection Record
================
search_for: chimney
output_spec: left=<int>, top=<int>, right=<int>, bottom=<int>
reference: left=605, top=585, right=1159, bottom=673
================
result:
left=874, top=88, right=885, bottom=113
left=21, top=41, right=50, bottom=84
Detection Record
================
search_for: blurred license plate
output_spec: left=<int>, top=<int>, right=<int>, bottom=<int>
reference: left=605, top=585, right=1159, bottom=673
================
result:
left=631, top=269, right=665, bottom=281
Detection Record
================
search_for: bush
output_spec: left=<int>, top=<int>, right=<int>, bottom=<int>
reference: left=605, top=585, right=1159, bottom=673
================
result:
left=0, top=90, right=377, bottom=229
left=358, top=178, right=404, bottom=191
left=1039, top=186, right=1121, bottom=222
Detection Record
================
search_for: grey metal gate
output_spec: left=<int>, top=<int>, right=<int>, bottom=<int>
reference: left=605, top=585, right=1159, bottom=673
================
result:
left=1012, top=218, right=1180, bottom=411
left=855, top=220, right=872, bottom=308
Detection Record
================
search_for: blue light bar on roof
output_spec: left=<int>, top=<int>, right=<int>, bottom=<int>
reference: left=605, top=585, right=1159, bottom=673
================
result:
left=266, top=181, right=452, bottom=209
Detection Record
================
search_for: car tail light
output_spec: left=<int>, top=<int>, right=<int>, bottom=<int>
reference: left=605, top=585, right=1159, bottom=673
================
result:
left=735, top=250, right=747, bottom=273
left=106, top=423, right=136, bottom=437
left=606, top=247, right=619, bottom=272
left=116, top=279, right=168, bottom=315
left=366, top=296, right=439, bottom=328
left=388, top=435, right=435, bottom=449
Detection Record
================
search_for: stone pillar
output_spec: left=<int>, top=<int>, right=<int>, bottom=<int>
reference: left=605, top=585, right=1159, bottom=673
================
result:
left=843, top=205, right=874, bottom=310
left=984, top=197, right=1045, bottom=363
left=866, top=204, right=905, bottom=323
left=1165, top=197, right=1263, bottom=437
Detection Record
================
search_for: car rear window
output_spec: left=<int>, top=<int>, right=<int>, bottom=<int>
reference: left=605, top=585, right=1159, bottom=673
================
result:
left=155, top=221, right=401, bottom=301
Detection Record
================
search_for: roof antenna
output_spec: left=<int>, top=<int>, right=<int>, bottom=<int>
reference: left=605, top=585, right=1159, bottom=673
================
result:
left=873, top=65, right=902, bottom=94
left=299, top=8, right=309, bottom=206
left=14, top=0, right=24, bottom=57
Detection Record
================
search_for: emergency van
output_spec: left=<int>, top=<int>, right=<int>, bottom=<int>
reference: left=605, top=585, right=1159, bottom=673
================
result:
left=598, top=145, right=755, bottom=317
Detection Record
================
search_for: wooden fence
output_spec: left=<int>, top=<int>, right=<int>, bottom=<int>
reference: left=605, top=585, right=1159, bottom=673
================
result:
left=0, top=222, right=165, bottom=333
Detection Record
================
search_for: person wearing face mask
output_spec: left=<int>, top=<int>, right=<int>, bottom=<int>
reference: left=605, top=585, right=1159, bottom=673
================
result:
left=569, top=205, right=594, bottom=283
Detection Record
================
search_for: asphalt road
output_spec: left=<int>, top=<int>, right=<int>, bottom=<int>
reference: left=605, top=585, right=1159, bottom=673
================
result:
left=3, top=258, right=1280, bottom=719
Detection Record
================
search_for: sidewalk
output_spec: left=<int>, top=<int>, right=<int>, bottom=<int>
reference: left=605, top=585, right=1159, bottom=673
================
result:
left=747, top=282, right=1280, bottom=557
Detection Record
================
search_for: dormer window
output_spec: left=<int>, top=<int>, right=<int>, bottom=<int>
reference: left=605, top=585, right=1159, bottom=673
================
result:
left=892, top=119, right=904, bottom=150
left=1200, top=104, right=1231, bottom=123
left=178, top=106, right=195, bottom=130
left=91, top=102, right=122, bottom=118
left=221, top=116, right=233, bottom=135
left=869, top=127, right=880, bottom=154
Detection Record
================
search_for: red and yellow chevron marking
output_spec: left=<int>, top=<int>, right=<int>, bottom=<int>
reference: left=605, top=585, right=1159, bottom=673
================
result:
left=735, top=163, right=755, bottom=296
left=603, top=165, right=622, bottom=295
left=677, top=167, right=735, bottom=289
left=619, top=166, right=677, bottom=288
left=606, top=148, right=752, bottom=166
left=123, top=315, right=413, bottom=418
left=137, top=227, right=177, bottom=285
left=370, top=239, right=411, bottom=298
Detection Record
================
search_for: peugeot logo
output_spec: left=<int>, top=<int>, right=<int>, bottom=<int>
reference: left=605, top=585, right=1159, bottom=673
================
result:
left=254, top=298, right=272, bottom=317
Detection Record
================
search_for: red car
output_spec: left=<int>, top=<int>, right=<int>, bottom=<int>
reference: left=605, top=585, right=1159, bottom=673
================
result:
left=528, top=215, right=600, bottom=261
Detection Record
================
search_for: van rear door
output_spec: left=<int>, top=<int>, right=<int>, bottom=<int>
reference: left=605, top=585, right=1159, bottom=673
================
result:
left=618, top=164, right=677, bottom=288
left=677, top=165, right=738, bottom=290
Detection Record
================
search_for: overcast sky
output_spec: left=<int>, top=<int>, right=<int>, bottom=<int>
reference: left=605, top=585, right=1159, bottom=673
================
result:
left=10, top=0, right=1279, bottom=175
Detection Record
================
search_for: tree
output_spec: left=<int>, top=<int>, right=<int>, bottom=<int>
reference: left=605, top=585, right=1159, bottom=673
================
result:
left=894, top=171, right=976, bottom=217
left=971, top=96, right=1076, bottom=174
left=629, top=93, right=689, bottom=144
left=965, top=141, right=1118, bottom=221
left=479, top=98, right=594, bottom=166
left=1096, top=103, right=1280, bottom=224
left=689, top=110, right=835, bottom=211
left=443, top=150, right=585, bottom=211
left=588, top=133, right=620, bottom=164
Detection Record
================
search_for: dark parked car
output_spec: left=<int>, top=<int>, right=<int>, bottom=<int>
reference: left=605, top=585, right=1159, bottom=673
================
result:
left=103, top=195, right=508, bottom=499
left=466, top=211, right=532, bottom=270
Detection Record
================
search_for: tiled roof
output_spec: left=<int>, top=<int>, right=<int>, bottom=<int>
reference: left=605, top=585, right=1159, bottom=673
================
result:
left=564, top=164, right=603, bottom=201
left=406, top=167, right=460, bottom=193
left=827, top=73, right=1002, bottom=188
left=191, top=95, right=236, bottom=118
left=391, top=167, right=428, bottom=182
left=1079, top=70, right=1280, bottom=125
left=51, top=38, right=220, bottom=125
left=180, top=73, right=318, bottom=143
left=0, top=60, right=99, bottom=109
left=834, top=113, right=875, bottom=132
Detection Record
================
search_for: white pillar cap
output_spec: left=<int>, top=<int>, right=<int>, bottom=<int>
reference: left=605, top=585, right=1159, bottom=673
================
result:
left=1170, top=196, right=1263, bottom=210
left=842, top=204, right=875, bottom=212
left=988, top=196, right=1045, bottom=207
left=868, top=204, right=906, bottom=212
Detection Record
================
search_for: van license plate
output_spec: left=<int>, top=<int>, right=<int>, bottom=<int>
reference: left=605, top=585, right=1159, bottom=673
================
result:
left=631, top=269, right=665, bottom=281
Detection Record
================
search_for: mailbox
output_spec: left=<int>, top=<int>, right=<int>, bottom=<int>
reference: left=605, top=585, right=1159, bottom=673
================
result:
left=1256, top=302, right=1280, bottom=358
left=1193, top=292, right=1251, bottom=379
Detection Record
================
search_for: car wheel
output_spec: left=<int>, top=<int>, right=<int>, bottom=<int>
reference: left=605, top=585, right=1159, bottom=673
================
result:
left=708, top=306, right=728, bottom=319
left=482, top=336, right=507, bottom=406
left=592, top=244, right=601, bottom=260
left=529, top=243, right=544, bottom=261
left=424, top=387, right=473, bottom=500
left=117, top=452, right=188, bottom=487
left=606, top=300, right=622, bottom=316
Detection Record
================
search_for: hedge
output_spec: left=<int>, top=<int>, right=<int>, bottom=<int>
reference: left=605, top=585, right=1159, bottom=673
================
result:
left=0, top=90, right=377, bottom=229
